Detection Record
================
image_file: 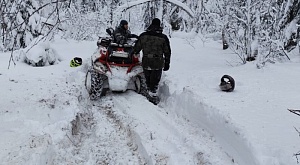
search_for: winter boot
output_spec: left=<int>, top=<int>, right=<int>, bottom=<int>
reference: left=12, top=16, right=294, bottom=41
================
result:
left=148, top=90, right=158, bottom=97
left=147, top=89, right=160, bottom=105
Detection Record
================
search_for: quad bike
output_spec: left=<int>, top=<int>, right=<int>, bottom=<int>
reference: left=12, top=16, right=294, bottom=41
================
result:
left=85, top=28, right=150, bottom=102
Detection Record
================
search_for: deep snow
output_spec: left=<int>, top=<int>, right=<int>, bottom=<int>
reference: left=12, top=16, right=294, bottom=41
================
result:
left=1, top=34, right=300, bottom=165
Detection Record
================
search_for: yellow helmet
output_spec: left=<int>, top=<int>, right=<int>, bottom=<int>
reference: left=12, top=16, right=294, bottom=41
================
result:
left=70, top=57, right=82, bottom=67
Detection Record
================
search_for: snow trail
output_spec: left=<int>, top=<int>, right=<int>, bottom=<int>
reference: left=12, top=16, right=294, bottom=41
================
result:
left=50, top=73, right=147, bottom=164
left=51, top=64, right=259, bottom=165
left=2, top=37, right=298, bottom=164
left=110, top=91, right=236, bottom=165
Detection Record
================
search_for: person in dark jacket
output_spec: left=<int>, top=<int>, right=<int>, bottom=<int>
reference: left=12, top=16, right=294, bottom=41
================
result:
left=133, top=18, right=171, bottom=98
left=113, top=20, right=138, bottom=44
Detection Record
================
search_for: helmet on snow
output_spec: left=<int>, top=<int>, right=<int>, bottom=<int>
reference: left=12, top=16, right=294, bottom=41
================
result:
left=70, top=57, right=82, bottom=67
left=219, top=75, right=235, bottom=92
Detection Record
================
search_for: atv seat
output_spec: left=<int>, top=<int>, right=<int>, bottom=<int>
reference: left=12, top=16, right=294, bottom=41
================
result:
left=97, top=37, right=112, bottom=47
left=107, top=43, right=134, bottom=64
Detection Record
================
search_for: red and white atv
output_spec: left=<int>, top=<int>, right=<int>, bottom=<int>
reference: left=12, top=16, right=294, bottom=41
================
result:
left=85, top=29, right=147, bottom=100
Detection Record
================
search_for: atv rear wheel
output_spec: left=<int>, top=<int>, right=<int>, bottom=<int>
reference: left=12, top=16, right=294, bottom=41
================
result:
left=135, top=74, right=147, bottom=96
left=85, top=69, right=107, bottom=100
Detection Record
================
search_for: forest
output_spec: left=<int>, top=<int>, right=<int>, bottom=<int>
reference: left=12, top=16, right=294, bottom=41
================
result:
left=1, top=0, right=299, bottom=65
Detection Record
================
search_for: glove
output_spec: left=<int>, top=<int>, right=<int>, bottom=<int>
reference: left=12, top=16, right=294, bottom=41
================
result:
left=131, top=34, right=139, bottom=38
left=163, top=63, right=170, bottom=71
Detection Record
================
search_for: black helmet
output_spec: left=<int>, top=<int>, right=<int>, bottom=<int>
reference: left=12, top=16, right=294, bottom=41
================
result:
left=151, top=18, right=161, bottom=26
left=120, top=20, right=128, bottom=26
left=219, top=75, right=235, bottom=92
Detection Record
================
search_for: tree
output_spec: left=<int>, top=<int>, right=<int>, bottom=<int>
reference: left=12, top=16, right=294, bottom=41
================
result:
left=205, top=0, right=300, bottom=65
left=254, top=0, right=300, bottom=68
left=1, top=0, right=66, bottom=52
left=1, top=0, right=42, bottom=50
left=115, top=0, right=194, bottom=36
left=288, top=109, right=300, bottom=163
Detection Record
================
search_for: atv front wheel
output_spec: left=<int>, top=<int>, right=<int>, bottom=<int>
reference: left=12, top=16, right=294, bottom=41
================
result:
left=85, top=69, right=107, bottom=100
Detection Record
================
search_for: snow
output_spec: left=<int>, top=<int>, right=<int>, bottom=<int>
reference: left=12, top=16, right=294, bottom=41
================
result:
left=16, top=37, right=62, bottom=66
left=117, top=0, right=194, bottom=17
left=117, top=0, right=151, bottom=12
left=165, top=0, right=195, bottom=17
left=1, top=33, right=300, bottom=165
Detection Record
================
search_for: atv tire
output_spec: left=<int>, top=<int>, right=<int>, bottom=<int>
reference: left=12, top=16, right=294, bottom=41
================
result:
left=85, top=69, right=107, bottom=100
left=135, top=74, right=148, bottom=96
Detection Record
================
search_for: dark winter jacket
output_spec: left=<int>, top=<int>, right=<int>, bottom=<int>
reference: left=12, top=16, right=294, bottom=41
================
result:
left=133, top=25, right=171, bottom=70
left=113, top=25, right=138, bottom=44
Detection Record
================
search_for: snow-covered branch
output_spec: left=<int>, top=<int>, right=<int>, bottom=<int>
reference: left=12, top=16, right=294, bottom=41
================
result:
left=117, top=0, right=194, bottom=17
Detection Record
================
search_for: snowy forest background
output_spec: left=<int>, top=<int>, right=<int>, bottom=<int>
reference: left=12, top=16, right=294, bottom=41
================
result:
left=0, top=0, right=300, bottom=66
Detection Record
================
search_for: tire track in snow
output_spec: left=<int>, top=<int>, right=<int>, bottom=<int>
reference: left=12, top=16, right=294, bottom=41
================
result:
left=51, top=76, right=147, bottom=164
left=55, top=68, right=257, bottom=165
left=89, top=95, right=151, bottom=165
left=110, top=91, right=235, bottom=165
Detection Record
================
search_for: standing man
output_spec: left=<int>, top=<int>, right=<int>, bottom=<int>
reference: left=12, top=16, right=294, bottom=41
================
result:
left=133, top=18, right=171, bottom=103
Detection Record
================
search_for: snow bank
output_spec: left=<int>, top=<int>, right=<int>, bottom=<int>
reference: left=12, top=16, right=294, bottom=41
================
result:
left=166, top=88, right=259, bottom=165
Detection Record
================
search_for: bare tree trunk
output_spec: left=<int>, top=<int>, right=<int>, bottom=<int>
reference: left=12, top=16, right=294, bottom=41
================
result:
left=222, top=28, right=228, bottom=50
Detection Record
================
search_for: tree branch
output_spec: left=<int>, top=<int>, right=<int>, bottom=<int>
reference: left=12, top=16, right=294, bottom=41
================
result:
left=288, top=109, right=300, bottom=117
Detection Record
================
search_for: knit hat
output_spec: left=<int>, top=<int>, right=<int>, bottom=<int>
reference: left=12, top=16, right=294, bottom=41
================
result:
left=151, top=18, right=161, bottom=26
left=120, top=20, right=128, bottom=26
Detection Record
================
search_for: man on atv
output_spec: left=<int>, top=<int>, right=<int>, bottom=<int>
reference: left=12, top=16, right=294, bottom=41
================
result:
left=133, top=18, right=171, bottom=100
left=113, top=20, right=138, bottom=44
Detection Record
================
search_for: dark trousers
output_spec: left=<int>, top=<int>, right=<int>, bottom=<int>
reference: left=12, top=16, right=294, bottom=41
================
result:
left=143, top=69, right=162, bottom=92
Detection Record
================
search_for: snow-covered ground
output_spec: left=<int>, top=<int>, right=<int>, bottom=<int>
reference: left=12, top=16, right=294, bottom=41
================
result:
left=1, top=34, right=300, bottom=165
